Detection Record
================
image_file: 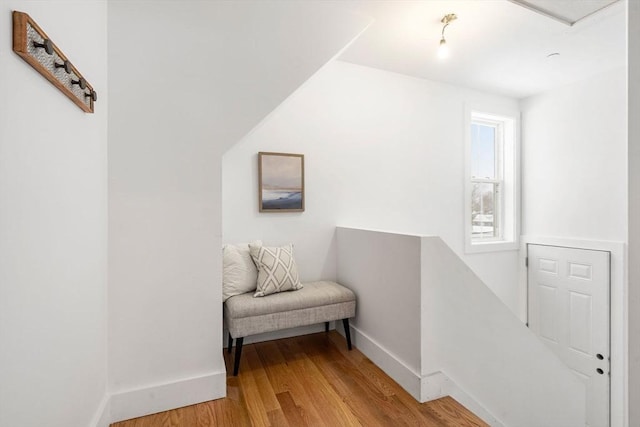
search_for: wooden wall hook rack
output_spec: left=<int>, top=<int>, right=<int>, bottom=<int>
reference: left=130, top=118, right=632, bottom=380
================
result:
left=12, top=11, right=96, bottom=113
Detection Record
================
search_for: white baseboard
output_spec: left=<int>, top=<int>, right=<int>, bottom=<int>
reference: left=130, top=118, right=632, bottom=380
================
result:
left=419, top=370, right=504, bottom=426
left=344, top=326, right=503, bottom=427
left=420, top=370, right=504, bottom=426
left=448, top=388, right=504, bottom=427
left=89, top=393, right=111, bottom=427
left=441, top=370, right=505, bottom=427
left=110, top=371, right=227, bottom=424
left=420, top=371, right=453, bottom=401
left=346, top=324, right=422, bottom=400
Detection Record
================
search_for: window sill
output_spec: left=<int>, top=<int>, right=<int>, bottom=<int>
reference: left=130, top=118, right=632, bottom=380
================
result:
left=465, top=240, right=518, bottom=254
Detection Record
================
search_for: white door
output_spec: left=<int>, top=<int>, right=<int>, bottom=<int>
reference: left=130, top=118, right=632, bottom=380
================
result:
left=527, top=244, right=610, bottom=427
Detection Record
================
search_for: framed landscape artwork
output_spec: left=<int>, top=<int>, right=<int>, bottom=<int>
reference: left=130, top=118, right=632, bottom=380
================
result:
left=258, top=152, right=305, bottom=212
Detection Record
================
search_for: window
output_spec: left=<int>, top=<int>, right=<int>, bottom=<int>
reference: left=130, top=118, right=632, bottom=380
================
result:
left=465, top=109, right=519, bottom=253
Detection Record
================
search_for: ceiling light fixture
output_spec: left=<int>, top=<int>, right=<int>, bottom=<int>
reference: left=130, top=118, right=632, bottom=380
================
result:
left=438, top=13, right=457, bottom=59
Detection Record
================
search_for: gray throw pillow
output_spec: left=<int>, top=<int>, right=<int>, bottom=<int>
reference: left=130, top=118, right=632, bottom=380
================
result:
left=249, top=243, right=303, bottom=297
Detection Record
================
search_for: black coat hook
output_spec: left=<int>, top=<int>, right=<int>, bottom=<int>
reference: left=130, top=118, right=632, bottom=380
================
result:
left=32, top=38, right=53, bottom=55
left=54, top=60, right=72, bottom=74
left=71, top=77, right=86, bottom=90
left=84, top=90, right=97, bottom=102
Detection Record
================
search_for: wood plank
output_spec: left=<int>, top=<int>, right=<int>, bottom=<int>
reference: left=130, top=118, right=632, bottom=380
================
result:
left=276, top=391, right=308, bottom=427
left=422, top=396, right=488, bottom=427
left=266, top=408, right=290, bottom=427
left=211, top=375, right=252, bottom=427
left=326, top=331, right=396, bottom=397
left=294, top=335, right=395, bottom=426
left=110, top=331, right=487, bottom=427
left=237, top=353, right=271, bottom=427
left=278, top=337, right=363, bottom=427
left=194, top=400, right=216, bottom=427
left=325, top=331, right=459, bottom=426
left=255, top=341, right=326, bottom=426
left=253, top=341, right=291, bottom=394
left=244, top=344, right=281, bottom=412
left=179, top=405, right=197, bottom=427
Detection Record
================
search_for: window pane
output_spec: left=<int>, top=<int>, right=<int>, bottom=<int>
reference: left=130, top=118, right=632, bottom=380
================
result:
left=471, top=182, right=497, bottom=239
left=471, top=123, right=496, bottom=179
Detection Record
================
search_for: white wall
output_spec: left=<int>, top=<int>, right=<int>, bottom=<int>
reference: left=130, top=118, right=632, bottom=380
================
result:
left=628, top=1, right=640, bottom=426
left=0, top=2, right=108, bottom=427
left=521, top=67, right=628, bottom=426
left=336, top=228, right=423, bottom=397
left=223, top=60, right=521, bottom=312
left=108, top=1, right=370, bottom=422
left=521, top=67, right=627, bottom=242
left=336, top=227, right=585, bottom=427
left=419, top=234, right=585, bottom=427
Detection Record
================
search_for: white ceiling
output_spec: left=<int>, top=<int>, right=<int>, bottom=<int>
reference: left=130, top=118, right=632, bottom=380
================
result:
left=508, top=0, right=620, bottom=25
left=335, top=0, right=626, bottom=99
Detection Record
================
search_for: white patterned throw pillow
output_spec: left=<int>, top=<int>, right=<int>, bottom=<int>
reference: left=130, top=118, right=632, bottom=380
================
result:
left=249, top=243, right=303, bottom=297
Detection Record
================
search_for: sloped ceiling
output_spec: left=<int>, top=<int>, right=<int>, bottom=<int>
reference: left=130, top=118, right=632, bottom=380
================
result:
left=337, top=0, right=626, bottom=98
left=200, top=1, right=374, bottom=153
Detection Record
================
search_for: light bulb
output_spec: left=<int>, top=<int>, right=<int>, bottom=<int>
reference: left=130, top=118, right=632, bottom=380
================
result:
left=438, top=38, right=449, bottom=59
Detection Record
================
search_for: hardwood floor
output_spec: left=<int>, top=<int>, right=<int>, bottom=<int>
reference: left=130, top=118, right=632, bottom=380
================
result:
left=111, top=331, right=487, bottom=427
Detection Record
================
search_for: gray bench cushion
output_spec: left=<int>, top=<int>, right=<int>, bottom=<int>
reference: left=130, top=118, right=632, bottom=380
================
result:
left=224, top=280, right=356, bottom=338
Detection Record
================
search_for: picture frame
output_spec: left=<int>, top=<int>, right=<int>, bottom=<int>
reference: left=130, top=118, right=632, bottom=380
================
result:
left=258, top=152, right=305, bottom=212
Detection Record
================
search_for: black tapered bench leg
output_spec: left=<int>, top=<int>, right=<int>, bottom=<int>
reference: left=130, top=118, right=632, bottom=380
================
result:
left=325, top=321, right=330, bottom=332
left=342, top=318, right=352, bottom=350
left=227, top=332, right=233, bottom=354
left=233, top=337, right=244, bottom=376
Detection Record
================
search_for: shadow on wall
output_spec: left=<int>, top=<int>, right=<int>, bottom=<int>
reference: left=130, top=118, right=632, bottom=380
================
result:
left=336, top=226, right=585, bottom=427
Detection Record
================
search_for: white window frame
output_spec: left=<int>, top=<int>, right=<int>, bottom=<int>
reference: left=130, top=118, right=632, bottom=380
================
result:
left=470, top=119, right=503, bottom=242
left=465, top=106, right=520, bottom=253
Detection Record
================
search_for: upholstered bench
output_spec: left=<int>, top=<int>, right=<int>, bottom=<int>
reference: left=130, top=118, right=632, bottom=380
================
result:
left=224, top=280, right=356, bottom=375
